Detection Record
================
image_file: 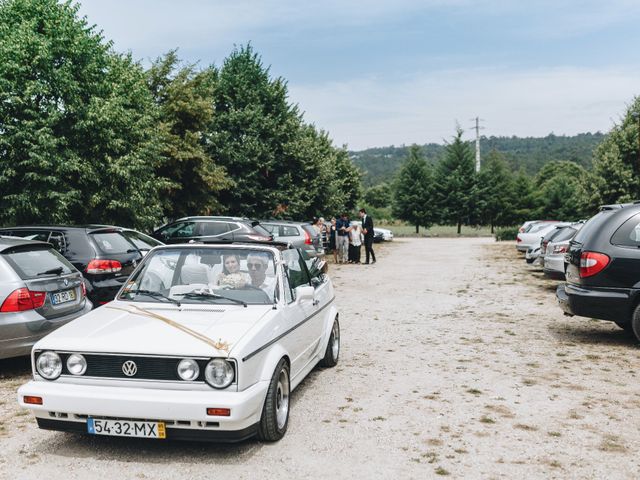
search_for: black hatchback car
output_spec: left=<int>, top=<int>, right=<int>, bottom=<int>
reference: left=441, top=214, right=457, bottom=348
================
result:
left=556, top=203, right=640, bottom=337
left=0, top=226, right=145, bottom=306
left=151, top=216, right=273, bottom=244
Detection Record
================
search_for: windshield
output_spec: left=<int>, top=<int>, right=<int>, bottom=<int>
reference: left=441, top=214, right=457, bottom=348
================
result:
left=119, top=247, right=277, bottom=305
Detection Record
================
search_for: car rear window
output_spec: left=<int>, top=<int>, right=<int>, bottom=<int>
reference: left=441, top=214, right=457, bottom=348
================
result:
left=91, top=232, right=136, bottom=254
left=573, top=211, right=613, bottom=244
left=552, top=227, right=577, bottom=243
left=611, top=213, right=640, bottom=247
left=3, top=247, right=75, bottom=280
left=282, top=226, right=300, bottom=236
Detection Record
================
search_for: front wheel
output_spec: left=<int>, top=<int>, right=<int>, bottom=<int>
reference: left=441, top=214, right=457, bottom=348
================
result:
left=257, top=359, right=290, bottom=442
left=319, top=318, right=340, bottom=367
left=631, top=305, right=640, bottom=341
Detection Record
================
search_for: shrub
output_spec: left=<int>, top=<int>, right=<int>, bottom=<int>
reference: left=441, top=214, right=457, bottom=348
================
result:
left=495, top=226, right=519, bottom=241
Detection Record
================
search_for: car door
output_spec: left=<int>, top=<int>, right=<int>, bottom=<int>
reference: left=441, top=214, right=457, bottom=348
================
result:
left=279, top=248, right=323, bottom=378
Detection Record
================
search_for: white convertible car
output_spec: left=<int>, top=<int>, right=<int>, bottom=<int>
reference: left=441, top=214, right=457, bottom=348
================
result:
left=18, top=243, right=340, bottom=442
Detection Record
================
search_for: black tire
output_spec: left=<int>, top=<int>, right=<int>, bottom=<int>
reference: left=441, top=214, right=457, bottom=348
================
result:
left=257, top=358, right=290, bottom=442
left=319, top=318, right=340, bottom=368
left=631, top=304, right=640, bottom=341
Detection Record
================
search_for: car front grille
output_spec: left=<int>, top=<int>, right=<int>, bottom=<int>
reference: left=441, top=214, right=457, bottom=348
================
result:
left=36, top=351, right=209, bottom=382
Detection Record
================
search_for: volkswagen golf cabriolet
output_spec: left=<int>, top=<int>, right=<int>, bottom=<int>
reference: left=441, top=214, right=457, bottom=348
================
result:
left=18, top=242, right=340, bottom=442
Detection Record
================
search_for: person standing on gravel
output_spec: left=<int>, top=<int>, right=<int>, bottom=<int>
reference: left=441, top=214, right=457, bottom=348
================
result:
left=359, top=208, right=376, bottom=264
left=335, top=213, right=350, bottom=264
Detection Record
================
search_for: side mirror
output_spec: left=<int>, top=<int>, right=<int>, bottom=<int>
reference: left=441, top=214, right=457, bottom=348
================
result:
left=296, top=285, right=314, bottom=302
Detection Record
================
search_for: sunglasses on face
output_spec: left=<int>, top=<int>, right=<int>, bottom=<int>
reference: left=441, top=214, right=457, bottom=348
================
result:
left=247, top=262, right=265, bottom=271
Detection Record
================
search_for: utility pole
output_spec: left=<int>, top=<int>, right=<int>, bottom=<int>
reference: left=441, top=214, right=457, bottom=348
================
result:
left=470, top=117, right=484, bottom=172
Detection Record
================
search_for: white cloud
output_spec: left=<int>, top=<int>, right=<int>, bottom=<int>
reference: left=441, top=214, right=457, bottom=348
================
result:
left=289, top=66, right=640, bottom=149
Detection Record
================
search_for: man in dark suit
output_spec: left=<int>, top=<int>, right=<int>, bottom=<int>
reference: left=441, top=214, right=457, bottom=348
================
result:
left=359, top=208, right=376, bottom=264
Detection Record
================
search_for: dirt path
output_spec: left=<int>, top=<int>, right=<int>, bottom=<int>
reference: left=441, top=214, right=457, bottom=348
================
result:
left=1, top=238, right=639, bottom=479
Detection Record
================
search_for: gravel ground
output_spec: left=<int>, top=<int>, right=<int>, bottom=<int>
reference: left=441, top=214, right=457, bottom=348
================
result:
left=1, top=237, right=639, bottom=479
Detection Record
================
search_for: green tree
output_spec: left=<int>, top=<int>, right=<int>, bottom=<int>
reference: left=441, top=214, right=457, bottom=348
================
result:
left=0, top=0, right=163, bottom=229
left=364, top=183, right=392, bottom=208
left=435, top=128, right=476, bottom=234
left=533, top=161, right=591, bottom=220
left=207, top=45, right=306, bottom=218
left=589, top=97, right=640, bottom=207
left=476, top=150, right=514, bottom=233
left=392, top=145, right=433, bottom=233
left=146, top=51, right=230, bottom=220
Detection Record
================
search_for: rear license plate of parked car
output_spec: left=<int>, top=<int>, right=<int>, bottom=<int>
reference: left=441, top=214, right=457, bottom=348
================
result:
left=87, top=418, right=166, bottom=439
left=51, top=289, right=76, bottom=305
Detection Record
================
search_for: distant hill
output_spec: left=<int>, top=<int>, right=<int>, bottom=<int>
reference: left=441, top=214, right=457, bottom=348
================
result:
left=350, top=132, right=606, bottom=187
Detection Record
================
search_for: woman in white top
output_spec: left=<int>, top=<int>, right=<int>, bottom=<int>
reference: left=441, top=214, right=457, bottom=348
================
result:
left=348, top=223, right=363, bottom=264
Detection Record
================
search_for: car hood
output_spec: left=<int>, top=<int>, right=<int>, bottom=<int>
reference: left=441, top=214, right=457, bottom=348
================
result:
left=33, top=300, right=273, bottom=358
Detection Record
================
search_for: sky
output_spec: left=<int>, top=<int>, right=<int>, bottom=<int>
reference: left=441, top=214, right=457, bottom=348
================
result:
left=77, top=0, right=640, bottom=150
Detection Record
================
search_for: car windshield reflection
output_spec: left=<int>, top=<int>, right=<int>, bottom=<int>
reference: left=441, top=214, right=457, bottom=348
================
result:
left=119, top=247, right=277, bottom=305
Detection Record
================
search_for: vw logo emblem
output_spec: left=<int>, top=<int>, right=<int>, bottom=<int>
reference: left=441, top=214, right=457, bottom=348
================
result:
left=63, top=278, right=69, bottom=287
left=122, top=360, right=138, bottom=377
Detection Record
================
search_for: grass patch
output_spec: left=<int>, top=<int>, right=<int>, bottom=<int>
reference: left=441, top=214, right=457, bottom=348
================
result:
left=435, top=466, right=450, bottom=476
left=479, top=415, right=496, bottom=424
left=466, top=388, right=482, bottom=395
left=377, top=223, right=493, bottom=238
left=599, top=435, right=627, bottom=453
left=514, top=423, right=538, bottom=431
left=548, top=431, right=562, bottom=437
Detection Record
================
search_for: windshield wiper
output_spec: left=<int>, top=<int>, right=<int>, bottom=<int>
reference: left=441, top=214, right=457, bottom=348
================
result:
left=37, top=266, right=64, bottom=276
left=127, top=289, right=181, bottom=306
left=180, top=291, right=247, bottom=308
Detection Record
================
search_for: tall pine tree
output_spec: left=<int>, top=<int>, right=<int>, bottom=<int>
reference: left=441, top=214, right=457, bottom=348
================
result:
left=392, top=145, right=433, bottom=233
left=435, top=128, right=476, bottom=234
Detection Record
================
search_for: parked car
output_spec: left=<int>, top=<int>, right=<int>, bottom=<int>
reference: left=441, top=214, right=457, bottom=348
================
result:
left=556, top=203, right=640, bottom=337
left=527, top=223, right=578, bottom=266
left=0, top=226, right=145, bottom=306
left=518, top=220, right=541, bottom=233
left=0, top=237, right=92, bottom=359
left=152, top=216, right=273, bottom=245
left=373, top=226, right=393, bottom=243
left=540, top=223, right=583, bottom=279
left=18, top=242, right=340, bottom=442
left=516, top=221, right=563, bottom=252
left=349, top=221, right=391, bottom=243
left=260, top=220, right=324, bottom=258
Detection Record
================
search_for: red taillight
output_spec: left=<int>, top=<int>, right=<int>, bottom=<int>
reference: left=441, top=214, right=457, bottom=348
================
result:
left=552, top=245, right=567, bottom=254
left=303, top=229, right=312, bottom=245
left=81, top=281, right=87, bottom=297
left=86, top=259, right=122, bottom=274
left=0, top=288, right=46, bottom=312
left=579, top=252, right=610, bottom=278
left=516, top=236, right=522, bottom=243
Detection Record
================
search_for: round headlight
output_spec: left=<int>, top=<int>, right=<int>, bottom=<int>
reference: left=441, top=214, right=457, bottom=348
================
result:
left=36, top=351, right=62, bottom=380
left=204, top=359, right=234, bottom=389
left=66, top=354, right=87, bottom=376
left=177, top=359, right=200, bottom=381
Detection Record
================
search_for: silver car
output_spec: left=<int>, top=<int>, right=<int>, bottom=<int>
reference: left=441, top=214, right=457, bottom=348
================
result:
left=260, top=221, right=324, bottom=258
left=541, top=223, right=584, bottom=279
left=0, top=236, right=92, bottom=359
